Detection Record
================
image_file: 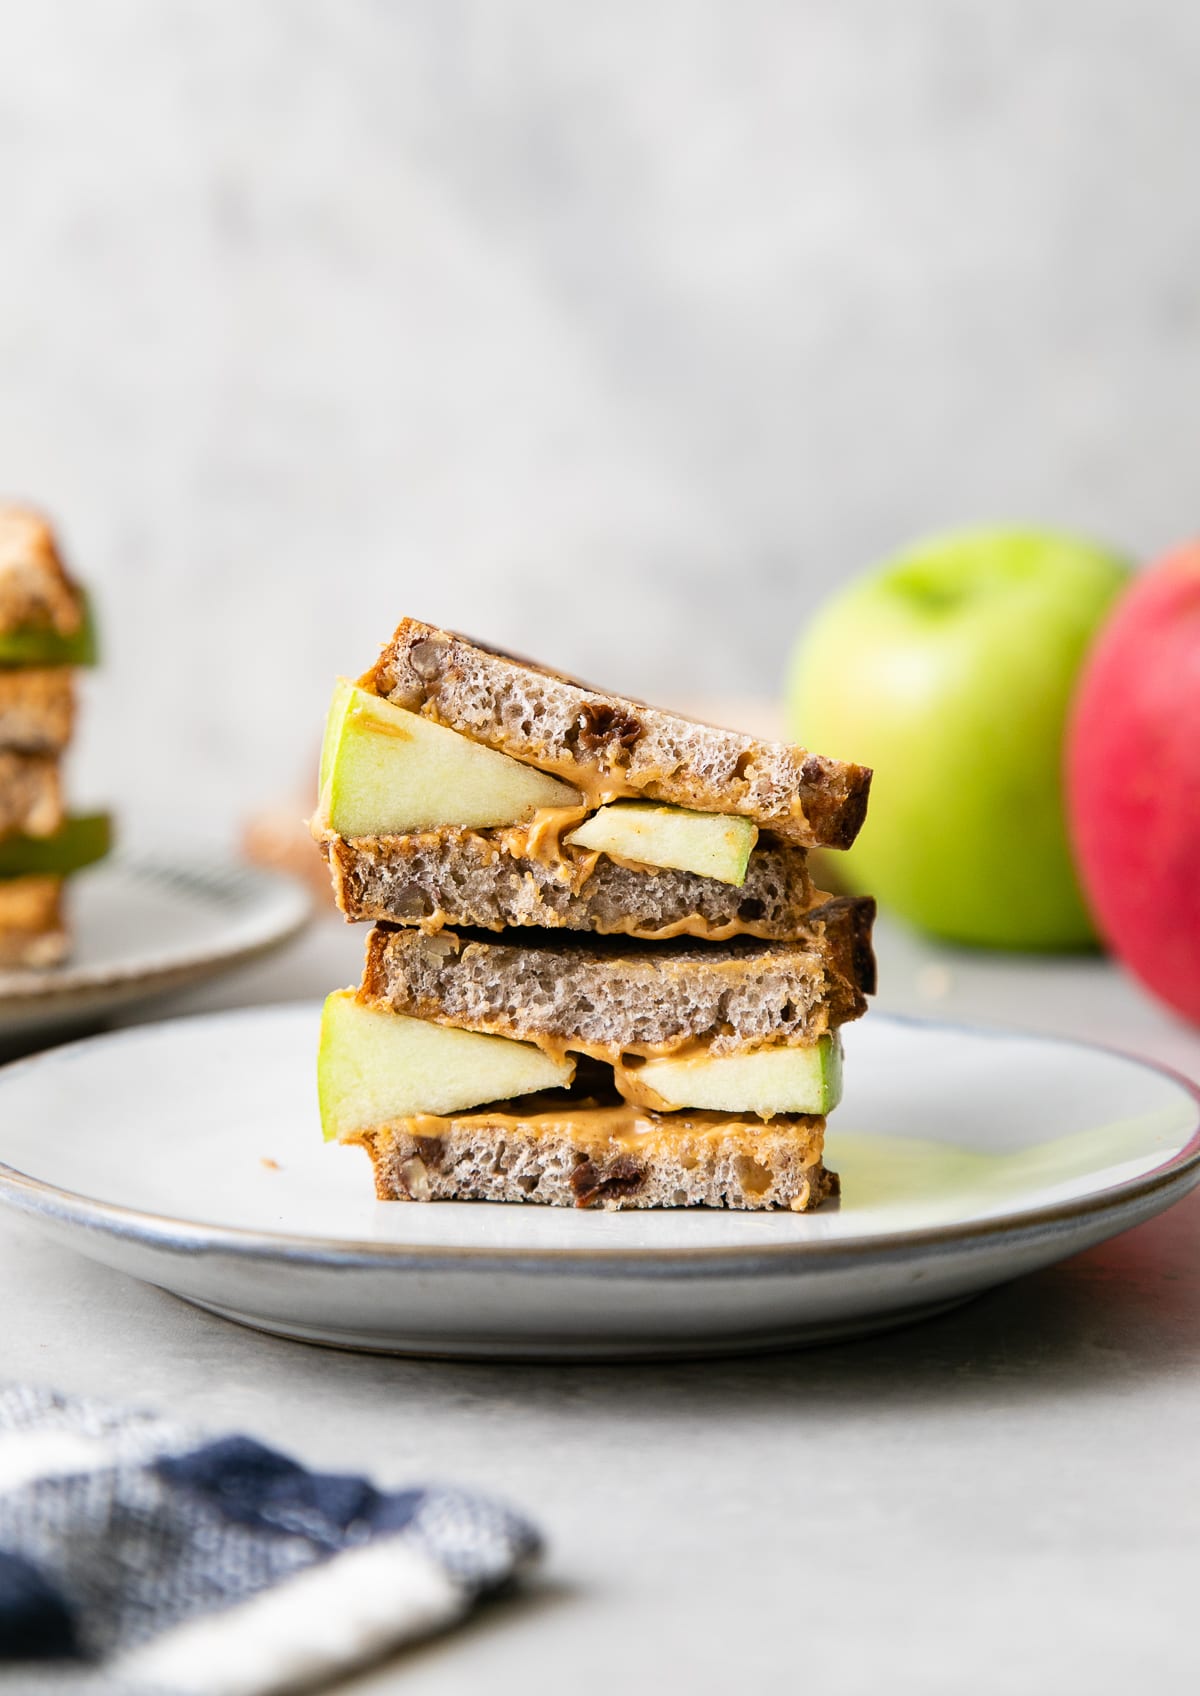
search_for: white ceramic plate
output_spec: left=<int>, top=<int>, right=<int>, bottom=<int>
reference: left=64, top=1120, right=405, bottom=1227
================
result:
left=0, top=1004, right=1196, bottom=1360
left=0, top=857, right=310, bottom=1039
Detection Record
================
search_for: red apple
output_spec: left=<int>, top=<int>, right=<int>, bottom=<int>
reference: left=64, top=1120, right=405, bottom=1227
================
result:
left=1066, top=544, right=1200, bottom=1024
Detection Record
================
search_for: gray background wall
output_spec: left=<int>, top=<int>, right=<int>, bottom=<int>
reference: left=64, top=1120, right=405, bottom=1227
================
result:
left=1, top=0, right=1196, bottom=834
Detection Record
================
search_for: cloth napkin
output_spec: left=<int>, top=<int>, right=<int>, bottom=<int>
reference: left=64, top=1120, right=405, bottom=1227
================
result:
left=0, top=1385, right=540, bottom=1695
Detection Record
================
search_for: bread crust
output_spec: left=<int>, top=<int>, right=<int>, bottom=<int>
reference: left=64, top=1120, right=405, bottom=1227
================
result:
left=0, top=668, right=75, bottom=752
left=360, top=896, right=875, bottom=1058
left=367, top=619, right=871, bottom=850
left=0, top=873, right=67, bottom=966
left=0, top=752, right=63, bottom=838
left=0, top=507, right=84, bottom=637
left=356, top=1112, right=837, bottom=1211
left=320, top=825, right=819, bottom=941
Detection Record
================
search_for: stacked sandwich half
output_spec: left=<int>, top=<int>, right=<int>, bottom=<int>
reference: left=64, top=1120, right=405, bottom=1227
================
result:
left=0, top=507, right=110, bottom=967
left=314, top=619, right=874, bottom=1210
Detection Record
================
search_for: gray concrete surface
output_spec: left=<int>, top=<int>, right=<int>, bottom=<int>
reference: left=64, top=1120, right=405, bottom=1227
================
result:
left=3, top=913, right=1198, bottom=1692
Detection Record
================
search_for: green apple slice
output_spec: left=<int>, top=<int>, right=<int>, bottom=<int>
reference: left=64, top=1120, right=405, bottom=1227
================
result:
left=0, top=811, right=112, bottom=879
left=0, top=595, right=98, bottom=668
left=318, top=677, right=357, bottom=798
left=319, top=681, right=581, bottom=836
left=626, top=1033, right=843, bottom=1117
left=318, top=990, right=575, bottom=1142
left=565, top=801, right=758, bottom=886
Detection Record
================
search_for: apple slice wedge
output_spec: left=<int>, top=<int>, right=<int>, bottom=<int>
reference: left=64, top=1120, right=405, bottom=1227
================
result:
left=318, top=991, right=575, bottom=1142
left=618, top=1033, right=842, bottom=1117
left=0, top=812, right=112, bottom=879
left=0, top=594, right=99, bottom=668
left=319, top=681, right=580, bottom=837
left=565, top=801, right=758, bottom=886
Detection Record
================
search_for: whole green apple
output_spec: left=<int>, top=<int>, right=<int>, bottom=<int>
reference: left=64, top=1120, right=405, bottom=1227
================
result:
left=786, top=530, right=1130, bottom=948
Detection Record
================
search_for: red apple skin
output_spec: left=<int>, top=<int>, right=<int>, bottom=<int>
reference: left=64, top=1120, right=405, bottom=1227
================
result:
left=1066, top=544, right=1200, bottom=1025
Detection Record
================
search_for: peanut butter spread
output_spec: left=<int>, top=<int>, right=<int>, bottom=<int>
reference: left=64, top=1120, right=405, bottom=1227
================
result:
left=394, top=1098, right=825, bottom=1159
left=606, top=1054, right=705, bottom=1113
left=497, top=803, right=592, bottom=873
left=533, top=1029, right=780, bottom=1067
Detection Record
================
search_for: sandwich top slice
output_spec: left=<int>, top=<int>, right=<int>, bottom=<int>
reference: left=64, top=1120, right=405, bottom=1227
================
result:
left=312, top=634, right=868, bottom=939
left=362, top=618, right=871, bottom=850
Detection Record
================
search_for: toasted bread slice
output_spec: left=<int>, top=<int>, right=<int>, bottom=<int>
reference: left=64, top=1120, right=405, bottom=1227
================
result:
left=366, top=619, right=871, bottom=850
left=360, top=896, right=875, bottom=1059
left=0, top=507, right=84, bottom=638
left=0, top=669, right=75, bottom=753
left=319, top=825, right=818, bottom=942
left=0, top=752, right=63, bottom=839
left=354, top=1102, right=835, bottom=1211
left=0, top=874, right=67, bottom=967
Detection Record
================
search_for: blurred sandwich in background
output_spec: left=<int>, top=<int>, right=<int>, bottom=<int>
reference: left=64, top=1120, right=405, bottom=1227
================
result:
left=0, top=507, right=110, bottom=966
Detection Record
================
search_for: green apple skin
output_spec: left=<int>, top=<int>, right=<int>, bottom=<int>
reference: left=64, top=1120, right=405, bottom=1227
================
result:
left=320, top=683, right=579, bottom=836
left=567, top=802, right=758, bottom=886
left=0, top=594, right=98, bottom=668
left=318, top=991, right=574, bottom=1142
left=787, top=531, right=1130, bottom=948
left=318, top=678, right=356, bottom=798
left=0, top=812, right=112, bottom=879
left=631, top=1033, right=841, bottom=1117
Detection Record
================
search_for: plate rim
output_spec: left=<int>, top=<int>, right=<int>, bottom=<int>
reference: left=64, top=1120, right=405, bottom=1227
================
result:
left=0, top=854, right=311, bottom=1009
left=0, top=1002, right=1197, bottom=1277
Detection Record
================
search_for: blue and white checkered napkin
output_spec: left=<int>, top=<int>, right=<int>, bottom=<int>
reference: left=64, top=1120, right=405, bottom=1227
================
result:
left=0, top=1385, right=540, bottom=1694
